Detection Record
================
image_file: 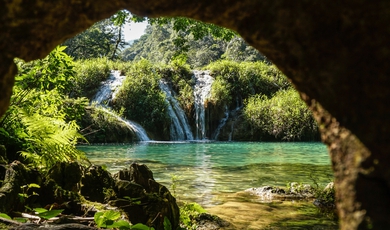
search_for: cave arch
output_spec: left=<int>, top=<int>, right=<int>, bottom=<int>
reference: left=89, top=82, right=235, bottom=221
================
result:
left=1, top=1, right=390, bottom=229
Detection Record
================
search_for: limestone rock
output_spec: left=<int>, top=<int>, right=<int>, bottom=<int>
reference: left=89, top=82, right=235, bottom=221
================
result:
left=245, top=184, right=314, bottom=201
left=47, top=161, right=83, bottom=192
left=113, top=163, right=180, bottom=230
left=195, top=213, right=230, bottom=230
left=80, top=165, right=116, bottom=203
left=0, top=161, right=41, bottom=213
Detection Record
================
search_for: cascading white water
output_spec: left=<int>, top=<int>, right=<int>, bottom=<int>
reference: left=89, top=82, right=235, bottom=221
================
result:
left=193, top=71, right=214, bottom=140
left=92, top=70, right=150, bottom=141
left=92, top=70, right=125, bottom=105
left=101, top=109, right=150, bottom=141
left=159, top=79, right=194, bottom=141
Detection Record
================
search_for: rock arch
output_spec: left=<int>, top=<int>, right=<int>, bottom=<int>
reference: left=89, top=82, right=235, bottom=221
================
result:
left=1, top=1, right=389, bottom=229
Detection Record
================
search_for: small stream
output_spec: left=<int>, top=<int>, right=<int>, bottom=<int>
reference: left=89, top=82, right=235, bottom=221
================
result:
left=79, top=142, right=337, bottom=229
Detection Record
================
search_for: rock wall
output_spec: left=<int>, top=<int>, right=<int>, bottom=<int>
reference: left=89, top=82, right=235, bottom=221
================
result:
left=1, top=0, right=390, bottom=228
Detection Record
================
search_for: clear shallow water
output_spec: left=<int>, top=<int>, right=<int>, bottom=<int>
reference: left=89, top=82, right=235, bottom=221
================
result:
left=79, top=142, right=337, bottom=229
left=78, top=142, right=333, bottom=207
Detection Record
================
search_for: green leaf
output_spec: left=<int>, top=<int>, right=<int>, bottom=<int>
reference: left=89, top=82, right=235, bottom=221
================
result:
left=37, top=209, right=64, bottom=220
left=103, top=210, right=121, bottom=221
left=112, top=220, right=132, bottom=229
left=13, top=217, right=28, bottom=223
left=163, top=217, right=172, bottom=230
left=131, top=223, right=155, bottom=230
left=0, top=213, right=12, bottom=220
left=28, top=183, right=41, bottom=188
left=33, top=208, right=47, bottom=214
left=18, top=193, right=28, bottom=198
left=94, top=212, right=105, bottom=227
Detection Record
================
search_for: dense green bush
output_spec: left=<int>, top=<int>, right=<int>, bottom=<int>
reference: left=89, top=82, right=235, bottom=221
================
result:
left=112, top=60, right=170, bottom=138
left=0, top=46, right=87, bottom=168
left=205, top=60, right=291, bottom=107
left=244, top=88, right=319, bottom=141
left=72, top=58, right=111, bottom=98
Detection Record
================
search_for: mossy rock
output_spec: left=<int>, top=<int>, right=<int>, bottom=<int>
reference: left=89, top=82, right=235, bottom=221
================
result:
left=113, top=163, right=180, bottom=230
left=81, top=165, right=116, bottom=203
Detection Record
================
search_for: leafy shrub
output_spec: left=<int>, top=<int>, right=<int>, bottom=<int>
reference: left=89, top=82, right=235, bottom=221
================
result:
left=0, top=46, right=88, bottom=168
left=73, top=58, right=111, bottom=98
left=205, top=60, right=291, bottom=107
left=113, top=60, right=170, bottom=138
left=94, top=210, right=130, bottom=229
left=244, top=88, right=319, bottom=141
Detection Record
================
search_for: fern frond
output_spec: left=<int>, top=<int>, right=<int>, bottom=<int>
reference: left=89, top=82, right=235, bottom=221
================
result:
left=19, top=110, right=87, bottom=169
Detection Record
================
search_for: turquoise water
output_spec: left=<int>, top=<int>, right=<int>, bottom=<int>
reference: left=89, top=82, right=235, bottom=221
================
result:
left=79, top=142, right=333, bottom=207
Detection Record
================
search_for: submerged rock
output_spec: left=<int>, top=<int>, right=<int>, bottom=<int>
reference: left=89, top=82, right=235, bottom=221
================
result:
left=245, top=184, right=314, bottom=202
left=195, top=213, right=230, bottom=230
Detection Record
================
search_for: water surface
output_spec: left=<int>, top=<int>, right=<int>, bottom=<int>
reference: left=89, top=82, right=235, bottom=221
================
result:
left=79, top=142, right=337, bottom=229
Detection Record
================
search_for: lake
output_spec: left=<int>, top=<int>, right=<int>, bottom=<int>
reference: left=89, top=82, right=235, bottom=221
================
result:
left=79, top=142, right=337, bottom=229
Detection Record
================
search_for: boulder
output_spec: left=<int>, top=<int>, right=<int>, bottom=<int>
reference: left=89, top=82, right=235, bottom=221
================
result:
left=47, top=162, right=83, bottom=192
left=80, top=165, right=116, bottom=203
left=112, top=163, right=180, bottom=230
left=195, top=213, right=230, bottom=230
left=0, top=161, right=41, bottom=213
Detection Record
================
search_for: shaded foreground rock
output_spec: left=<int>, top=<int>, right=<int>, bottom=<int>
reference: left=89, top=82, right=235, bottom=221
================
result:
left=0, top=161, right=179, bottom=230
left=112, top=163, right=180, bottom=230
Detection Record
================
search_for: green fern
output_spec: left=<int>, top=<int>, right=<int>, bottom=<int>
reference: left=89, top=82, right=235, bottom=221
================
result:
left=18, top=110, right=87, bottom=169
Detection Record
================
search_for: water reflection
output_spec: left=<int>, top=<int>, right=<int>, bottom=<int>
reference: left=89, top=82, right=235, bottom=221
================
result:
left=79, top=142, right=338, bottom=228
left=79, top=142, right=332, bottom=207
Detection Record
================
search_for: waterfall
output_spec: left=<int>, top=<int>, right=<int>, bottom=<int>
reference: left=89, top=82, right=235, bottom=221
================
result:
left=91, top=70, right=125, bottom=105
left=193, top=71, right=214, bottom=140
left=228, top=102, right=243, bottom=141
left=212, top=105, right=229, bottom=140
left=101, top=109, right=150, bottom=142
left=212, top=102, right=243, bottom=141
left=159, top=79, right=194, bottom=141
left=92, top=70, right=150, bottom=141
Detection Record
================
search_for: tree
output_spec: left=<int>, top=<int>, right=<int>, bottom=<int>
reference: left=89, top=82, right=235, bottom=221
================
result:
left=62, top=18, right=126, bottom=60
left=120, top=21, right=267, bottom=68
